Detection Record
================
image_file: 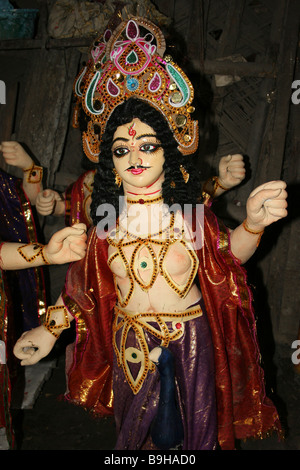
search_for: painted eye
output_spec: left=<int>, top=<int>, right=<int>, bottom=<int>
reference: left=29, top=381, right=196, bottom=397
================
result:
left=140, top=143, right=161, bottom=153
left=113, top=146, right=129, bottom=158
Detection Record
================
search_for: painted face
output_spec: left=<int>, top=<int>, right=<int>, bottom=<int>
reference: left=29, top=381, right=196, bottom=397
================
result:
left=112, top=118, right=165, bottom=190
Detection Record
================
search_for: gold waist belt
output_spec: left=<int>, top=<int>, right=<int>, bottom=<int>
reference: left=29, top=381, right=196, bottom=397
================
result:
left=113, top=304, right=203, bottom=394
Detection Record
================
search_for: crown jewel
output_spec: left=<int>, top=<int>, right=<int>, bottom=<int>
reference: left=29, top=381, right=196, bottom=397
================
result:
left=75, top=17, right=199, bottom=161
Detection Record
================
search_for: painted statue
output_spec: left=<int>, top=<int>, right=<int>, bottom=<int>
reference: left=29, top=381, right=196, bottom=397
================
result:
left=13, top=17, right=287, bottom=450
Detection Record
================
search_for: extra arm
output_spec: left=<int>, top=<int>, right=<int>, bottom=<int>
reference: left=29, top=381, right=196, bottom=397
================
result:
left=13, top=294, right=75, bottom=366
left=0, top=141, right=43, bottom=205
left=230, top=181, right=288, bottom=264
left=0, top=223, right=87, bottom=270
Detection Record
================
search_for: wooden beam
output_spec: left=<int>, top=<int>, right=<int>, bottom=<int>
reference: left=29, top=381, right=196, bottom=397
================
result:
left=255, top=0, right=300, bottom=185
left=0, top=37, right=94, bottom=51
left=46, top=37, right=94, bottom=49
left=216, top=0, right=246, bottom=57
left=202, top=59, right=276, bottom=77
left=15, top=48, right=81, bottom=185
left=0, top=39, right=44, bottom=50
left=0, top=41, right=276, bottom=78
left=186, top=0, right=205, bottom=65
left=252, top=0, right=300, bottom=345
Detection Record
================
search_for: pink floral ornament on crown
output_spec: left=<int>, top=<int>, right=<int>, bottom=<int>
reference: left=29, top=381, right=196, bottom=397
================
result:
left=91, top=28, right=112, bottom=63
left=110, top=19, right=157, bottom=76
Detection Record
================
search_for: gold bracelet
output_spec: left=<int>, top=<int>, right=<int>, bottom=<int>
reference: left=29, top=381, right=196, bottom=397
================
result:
left=42, top=306, right=70, bottom=339
left=17, top=243, right=50, bottom=265
left=213, top=176, right=230, bottom=192
left=23, top=162, right=43, bottom=183
left=202, top=176, right=230, bottom=199
left=242, top=219, right=264, bottom=246
left=40, top=246, right=51, bottom=265
left=202, top=177, right=216, bottom=198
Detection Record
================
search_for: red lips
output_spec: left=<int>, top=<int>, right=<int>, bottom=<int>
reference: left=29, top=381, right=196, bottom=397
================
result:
left=128, top=168, right=146, bottom=175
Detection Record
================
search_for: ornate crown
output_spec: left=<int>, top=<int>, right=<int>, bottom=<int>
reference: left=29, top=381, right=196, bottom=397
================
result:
left=75, top=17, right=199, bottom=161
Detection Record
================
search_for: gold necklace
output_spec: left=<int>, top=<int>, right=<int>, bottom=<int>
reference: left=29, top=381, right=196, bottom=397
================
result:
left=126, top=195, right=163, bottom=205
left=119, top=212, right=175, bottom=242
left=107, top=212, right=199, bottom=306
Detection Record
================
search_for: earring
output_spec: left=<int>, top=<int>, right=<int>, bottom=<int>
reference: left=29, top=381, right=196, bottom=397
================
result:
left=113, top=168, right=122, bottom=188
left=179, top=165, right=189, bottom=183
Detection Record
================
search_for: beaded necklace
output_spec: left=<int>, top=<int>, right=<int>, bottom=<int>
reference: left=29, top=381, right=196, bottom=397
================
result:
left=126, top=195, right=163, bottom=205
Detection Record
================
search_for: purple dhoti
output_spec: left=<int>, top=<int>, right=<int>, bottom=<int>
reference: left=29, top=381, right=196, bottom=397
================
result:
left=112, top=299, right=217, bottom=450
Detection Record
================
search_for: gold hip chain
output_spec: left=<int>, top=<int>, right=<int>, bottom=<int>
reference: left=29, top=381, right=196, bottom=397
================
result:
left=113, top=304, right=203, bottom=394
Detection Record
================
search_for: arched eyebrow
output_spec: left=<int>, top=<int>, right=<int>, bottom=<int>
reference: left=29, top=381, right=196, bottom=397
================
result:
left=112, top=137, right=128, bottom=145
left=136, top=133, right=158, bottom=140
left=112, top=133, right=159, bottom=145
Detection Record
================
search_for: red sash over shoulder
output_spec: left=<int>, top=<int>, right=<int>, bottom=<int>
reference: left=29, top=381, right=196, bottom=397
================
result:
left=195, top=208, right=281, bottom=449
left=62, top=228, right=116, bottom=416
left=62, top=206, right=281, bottom=449
left=64, top=170, right=95, bottom=228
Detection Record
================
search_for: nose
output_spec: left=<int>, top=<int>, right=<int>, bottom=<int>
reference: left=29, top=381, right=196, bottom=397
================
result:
left=129, top=147, right=142, bottom=167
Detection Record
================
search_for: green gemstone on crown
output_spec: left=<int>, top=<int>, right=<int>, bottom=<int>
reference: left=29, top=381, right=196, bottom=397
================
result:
left=126, top=50, right=138, bottom=64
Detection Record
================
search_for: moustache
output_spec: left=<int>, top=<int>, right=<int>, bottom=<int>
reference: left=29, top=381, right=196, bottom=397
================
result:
left=126, top=165, right=150, bottom=170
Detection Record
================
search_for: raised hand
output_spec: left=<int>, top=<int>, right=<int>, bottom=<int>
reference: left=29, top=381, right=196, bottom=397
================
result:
left=43, top=223, right=87, bottom=264
left=0, top=141, right=33, bottom=170
left=13, top=325, right=57, bottom=366
left=36, top=189, right=62, bottom=216
left=246, top=180, right=288, bottom=231
left=218, top=154, right=246, bottom=189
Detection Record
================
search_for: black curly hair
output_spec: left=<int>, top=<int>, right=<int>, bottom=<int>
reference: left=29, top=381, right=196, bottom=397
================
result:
left=90, top=98, right=202, bottom=226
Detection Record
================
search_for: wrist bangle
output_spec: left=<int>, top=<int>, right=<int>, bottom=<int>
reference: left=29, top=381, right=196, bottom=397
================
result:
left=41, top=246, right=51, bottom=265
left=202, top=176, right=229, bottom=199
left=42, top=306, right=70, bottom=339
left=242, top=219, right=264, bottom=234
left=203, top=176, right=230, bottom=199
left=23, top=162, right=43, bottom=183
left=214, top=176, right=230, bottom=192
left=242, top=219, right=264, bottom=246
left=202, top=177, right=213, bottom=197
left=17, top=243, right=50, bottom=265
